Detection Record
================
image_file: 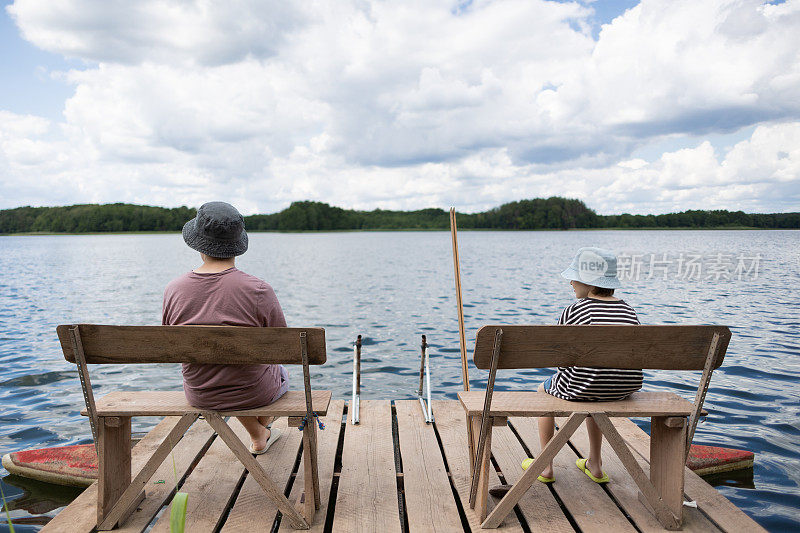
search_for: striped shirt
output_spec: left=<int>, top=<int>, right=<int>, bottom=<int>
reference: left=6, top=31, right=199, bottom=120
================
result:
left=546, top=298, right=643, bottom=401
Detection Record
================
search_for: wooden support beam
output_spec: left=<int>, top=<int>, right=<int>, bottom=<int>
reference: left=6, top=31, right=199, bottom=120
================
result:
left=300, top=332, right=321, bottom=514
left=469, top=328, right=503, bottom=506
left=469, top=415, right=492, bottom=521
left=203, top=412, right=309, bottom=529
left=481, top=411, right=587, bottom=529
left=687, top=332, right=721, bottom=460
left=590, top=413, right=681, bottom=530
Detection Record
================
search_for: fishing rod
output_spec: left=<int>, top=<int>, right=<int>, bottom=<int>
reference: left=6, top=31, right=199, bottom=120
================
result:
left=450, top=207, right=469, bottom=391
left=351, top=335, right=361, bottom=424
left=417, top=335, right=433, bottom=423
left=450, top=207, right=476, bottom=468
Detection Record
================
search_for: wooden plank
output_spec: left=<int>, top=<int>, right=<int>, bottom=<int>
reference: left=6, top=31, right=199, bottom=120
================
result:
left=220, top=417, right=302, bottom=531
left=57, top=325, right=327, bottom=365
left=41, top=416, right=215, bottom=533
left=459, top=391, right=697, bottom=417
left=488, top=423, right=575, bottom=533
left=557, top=417, right=720, bottom=533
left=332, top=400, right=401, bottom=533
left=97, top=416, right=132, bottom=525
left=149, top=418, right=251, bottom=533
left=85, top=390, right=331, bottom=417
left=278, top=400, right=345, bottom=532
left=472, top=325, right=730, bottom=370
left=483, top=413, right=586, bottom=528
left=507, top=416, right=634, bottom=533
left=395, top=400, right=461, bottom=532
left=394, top=400, right=462, bottom=533
left=612, top=418, right=767, bottom=533
left=432, top=400, right=524, bottom=531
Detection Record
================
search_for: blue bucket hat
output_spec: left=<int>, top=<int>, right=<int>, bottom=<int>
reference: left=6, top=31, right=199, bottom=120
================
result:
left=560, top=247, right=621, bottom=289
left=182, top=201, right=248, bottom=258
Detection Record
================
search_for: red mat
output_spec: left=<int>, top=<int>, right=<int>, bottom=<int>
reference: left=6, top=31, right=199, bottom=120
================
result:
left=2, top=444, right=97, bottom=487
left=686, top=444, right=754, bottom=475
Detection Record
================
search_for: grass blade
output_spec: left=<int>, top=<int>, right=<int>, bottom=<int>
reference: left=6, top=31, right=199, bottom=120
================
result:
left=0, top=483, right=15, bottom=533
left=169, top=492, right=188, bottom=533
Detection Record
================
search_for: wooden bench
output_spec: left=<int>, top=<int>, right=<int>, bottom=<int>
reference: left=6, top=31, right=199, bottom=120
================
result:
left=57, top=324, right=332, bottom=531
left=458, top=324, right=731, bottom=530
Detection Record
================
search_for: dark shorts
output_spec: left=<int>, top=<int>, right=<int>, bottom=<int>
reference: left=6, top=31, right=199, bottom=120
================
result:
left=542, top=376, right=553, bottom=394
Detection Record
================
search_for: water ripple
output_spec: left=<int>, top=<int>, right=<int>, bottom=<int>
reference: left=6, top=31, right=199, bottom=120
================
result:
left=0, top=230, right=798, bottom=531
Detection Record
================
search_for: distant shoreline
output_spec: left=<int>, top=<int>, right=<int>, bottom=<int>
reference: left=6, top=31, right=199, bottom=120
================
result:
left=4, top=226, right=797, bottom=236
left=3, top=199, right=798, bottom=233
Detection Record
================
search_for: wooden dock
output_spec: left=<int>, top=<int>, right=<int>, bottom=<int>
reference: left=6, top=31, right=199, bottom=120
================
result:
left=41, top=400, right=764, bottom=533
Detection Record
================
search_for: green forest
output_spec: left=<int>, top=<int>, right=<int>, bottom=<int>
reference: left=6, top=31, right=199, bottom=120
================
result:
left=1, top=197, right=798, bottom=234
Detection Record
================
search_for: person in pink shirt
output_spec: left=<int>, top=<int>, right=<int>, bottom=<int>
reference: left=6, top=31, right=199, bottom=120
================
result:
left=163, top=201, right=288, bottom=454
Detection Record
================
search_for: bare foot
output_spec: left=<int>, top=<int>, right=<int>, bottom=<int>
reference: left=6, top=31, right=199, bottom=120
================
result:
left=540, top=466, right=554, bottom=479
left=251, top=426, right=271, bottom=453
left=586, top=458, right=604, bottom=479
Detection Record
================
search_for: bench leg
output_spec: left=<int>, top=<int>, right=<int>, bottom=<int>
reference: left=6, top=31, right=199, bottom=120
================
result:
left=97, top=413, right=198, bottom=530
left=97, top=416, right=131, bottom=527
left=649, top=416, right=686, bottom=524
left=470, top=415, right=492, bottom=521
left=302, top=422, right=321, bottom=524
left=467, top=414, right=476, bottom=472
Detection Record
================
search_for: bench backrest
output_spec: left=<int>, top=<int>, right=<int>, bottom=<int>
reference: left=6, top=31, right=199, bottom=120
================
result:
left=473, top=325, right=730, bottom=370
left=57, top=324, right=326, bottom=365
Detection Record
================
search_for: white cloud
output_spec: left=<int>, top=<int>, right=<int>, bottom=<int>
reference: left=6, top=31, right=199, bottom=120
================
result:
left=0, top=110, right=50, bottom=137
left=7, top=0, right=304, bottom=65
left=1, top=0, right=799, bottom=214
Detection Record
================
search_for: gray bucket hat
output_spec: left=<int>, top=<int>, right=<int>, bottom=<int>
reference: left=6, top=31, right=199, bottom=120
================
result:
left=560, top=247, right=621, bottom=289
left=182, top=201, right=248, bottom=258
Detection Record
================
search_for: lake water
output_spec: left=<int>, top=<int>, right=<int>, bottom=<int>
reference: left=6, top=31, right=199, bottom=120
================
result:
left=0, top=230, right=798, bottom=532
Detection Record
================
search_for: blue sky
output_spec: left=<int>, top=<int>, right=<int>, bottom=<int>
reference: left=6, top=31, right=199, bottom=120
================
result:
left=0, top=0, right=75, bottom=119
left=0, top=0, right=798, bottom=215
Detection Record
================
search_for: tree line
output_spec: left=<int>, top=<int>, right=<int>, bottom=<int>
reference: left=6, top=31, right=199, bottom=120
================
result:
left=1, top=198, right=798, bottom=234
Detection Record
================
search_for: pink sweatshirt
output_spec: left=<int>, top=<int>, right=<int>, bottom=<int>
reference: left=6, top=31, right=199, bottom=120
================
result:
left=162, top=267, right=289, bottom=410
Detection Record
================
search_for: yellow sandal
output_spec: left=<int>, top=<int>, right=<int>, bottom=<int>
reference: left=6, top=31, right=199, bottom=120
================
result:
left=576, top=458, right=609, bottom=483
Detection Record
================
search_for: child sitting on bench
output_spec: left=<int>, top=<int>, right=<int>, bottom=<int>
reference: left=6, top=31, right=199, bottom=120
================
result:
left=535, top=247, right=641, bottom=484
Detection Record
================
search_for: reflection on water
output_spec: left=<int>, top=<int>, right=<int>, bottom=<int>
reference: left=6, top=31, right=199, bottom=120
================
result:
left=1, top=475, right=82, bottom=526
left=0, top=230, right=798, bottom=531
left=702, top=468, right=756, bottom=490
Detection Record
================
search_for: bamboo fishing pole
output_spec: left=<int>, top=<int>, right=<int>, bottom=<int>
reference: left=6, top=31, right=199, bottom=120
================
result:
left=450, top=207, right=469, bottom=391
left=451, top=207, right=476, bottom=470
